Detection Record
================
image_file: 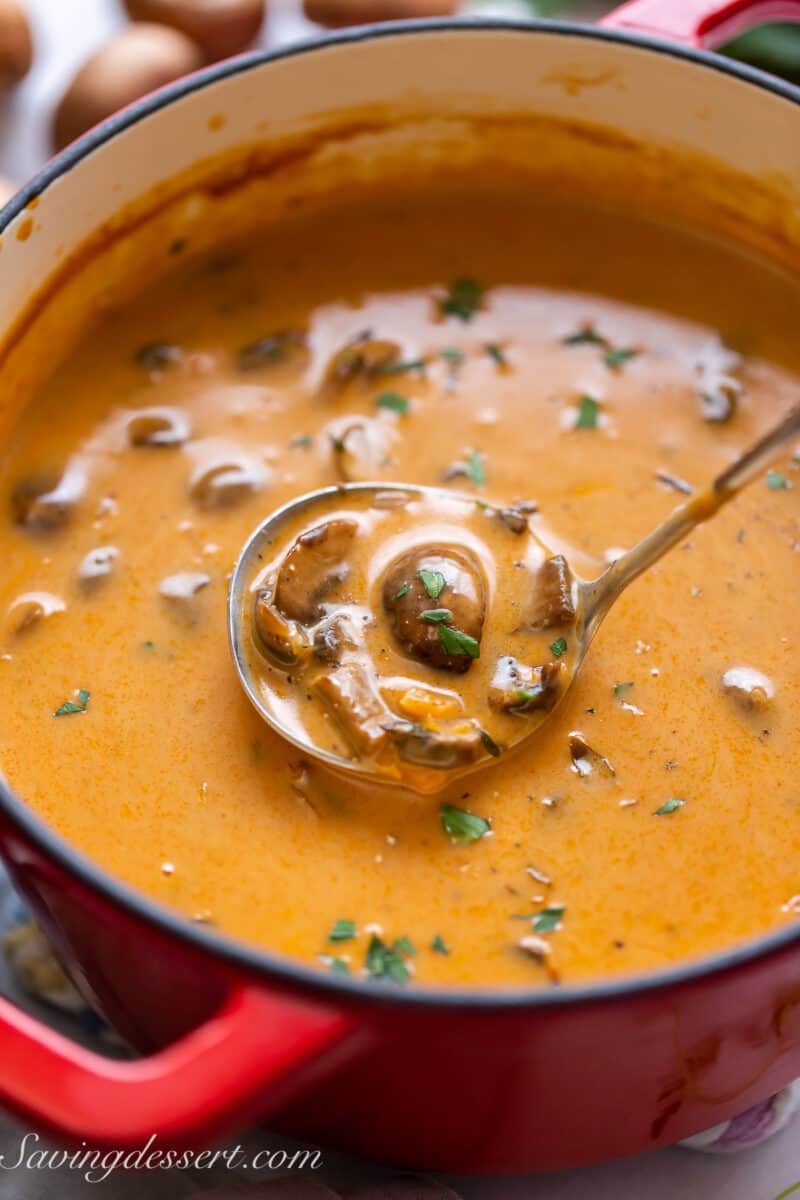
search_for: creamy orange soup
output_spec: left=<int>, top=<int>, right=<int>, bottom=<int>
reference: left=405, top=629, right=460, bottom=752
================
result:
left=2, top=182, right=800, bottom=989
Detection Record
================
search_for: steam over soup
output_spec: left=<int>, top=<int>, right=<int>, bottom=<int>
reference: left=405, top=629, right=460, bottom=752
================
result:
left=2, top=181, right=800, bottom=989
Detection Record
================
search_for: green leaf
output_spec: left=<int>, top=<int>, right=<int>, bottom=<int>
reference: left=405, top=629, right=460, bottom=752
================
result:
left=394, top=583, right=410, bottom=600
left=421, top=608, right=453, bottom=624
left=614, top=682, right=634, bottom=699
left=441, top=804, right=490, bottom=843
left=377, top=359, right=427, bottom=376
left=766, top=469, right=790, bottom=490
left=575, top=395, right=600, bottom=430
left=376, top=391, right=410, bottom=415
left=418, top=569, right=446, bottom=600
left=54, top=689, right=90, bottom=717
left=440, top=346, right=465, bottom=366
left=439, top=624, right=481, bottom=659
left=140, top=640, right=156, bottom=652
left=290, top=433, right=313, bottom=449
left=550, top=637, right=568, bottom=658
left=737, top=528, right=745, bottom=543
left=393, top=936, right=416, bottom=957
left=328, top=918, right=357, bottom=943
left=532, top=905, right=565, bottom=934
left=486, top=342, right=508, bottom=366
left=479, top=728, right=503, bottom=758
left=563, top=327, right=607, bottom=347
left=604, top=346, right=638, bottom=369
left=466, top=449, right=486, bottom=486
left=364, top=935, right=413, bottom=984
left=431, top=934, right=450, bottom=956
left=319, top=955, right=351, bottom=976
left=654, top=798, right=686, bottom=816
left=440, top=277, right=483, bottom=322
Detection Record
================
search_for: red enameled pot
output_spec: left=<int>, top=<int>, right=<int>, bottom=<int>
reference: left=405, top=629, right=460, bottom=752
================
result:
left=1, top=0, right=800, bottom=1174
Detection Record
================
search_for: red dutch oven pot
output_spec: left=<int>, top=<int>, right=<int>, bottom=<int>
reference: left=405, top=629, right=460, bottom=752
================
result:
left=1, top=0, right=800, bottom=1174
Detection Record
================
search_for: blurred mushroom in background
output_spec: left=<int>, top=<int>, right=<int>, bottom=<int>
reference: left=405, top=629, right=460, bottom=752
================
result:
left=123, top=0, right=266, bottom=61
left=304, top=0, right=458, bottom=27
left=0, top=0, right=32, bottom=95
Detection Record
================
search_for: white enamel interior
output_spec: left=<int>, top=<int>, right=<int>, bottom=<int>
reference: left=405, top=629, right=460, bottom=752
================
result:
left=0, top=24, right=798, bottom=345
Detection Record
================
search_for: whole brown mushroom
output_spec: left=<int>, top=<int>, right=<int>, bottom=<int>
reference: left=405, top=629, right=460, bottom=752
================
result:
left=52, top=24, right=205, bottom=151
left=0, top=0, right=32, bottom=92
left=304, top=0, right=458, bottom=27
left=123, top=0, right=265, bottom=62
left=383, top=546, right=486, bottom=673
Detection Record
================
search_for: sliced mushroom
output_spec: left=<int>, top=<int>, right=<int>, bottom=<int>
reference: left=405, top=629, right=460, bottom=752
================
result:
left=328, top=416, right=397, bottom=482
left=382, top=546, right=486, bottom=673
left=384, top=716, right=485, bottom=769
left=127, top=407, right=191, bottom=447
left=722, top=665, right=774, bottom=710
left=159, top=571, right=210, bottom=619
left=313, top=661, right=393, bottom=758
left=313, top=610, right=363, bottom=664
left=489, top=656, right=564, bottom=713
left=237, top=329, right=308, bottom=372
left=568, top=731, right=615, bottom=778
left=496, top=501, right=537, bottom=534
left=321, top=332, right=400, bottom=393
left=135, top=342, right=183, bottom=372
left=253, top=580, right=313, bottom=666
left=525, top=555, right=576, bottom=630
left=699, top=379, right=740, bottom=424
left=188, top=454, right=268, bottom=509
left=11, top=462, right=87, bottom=530
left=5, top=592, right=66, bottom=637
left=274, top=518, right=358, bottom=625
left=77, top=545, right=119, bottom=588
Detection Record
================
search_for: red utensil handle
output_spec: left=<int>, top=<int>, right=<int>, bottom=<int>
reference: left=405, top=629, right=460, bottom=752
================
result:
left=601, top=0, right=800, bottom=47
left=0, top=984, right=357, bottom=1148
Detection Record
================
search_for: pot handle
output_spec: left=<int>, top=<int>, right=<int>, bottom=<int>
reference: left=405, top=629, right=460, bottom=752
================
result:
left=600, top=0, right=800, bottom=48
left=0, top=983, right=359, bottom=1148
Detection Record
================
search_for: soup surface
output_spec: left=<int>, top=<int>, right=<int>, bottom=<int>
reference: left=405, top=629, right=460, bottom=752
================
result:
left=2, top=183, right=800, bottom=989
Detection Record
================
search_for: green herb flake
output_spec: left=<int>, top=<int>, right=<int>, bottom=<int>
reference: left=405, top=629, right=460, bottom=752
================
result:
left=440, top=277, right=483, bottom=322
left=376, top=391, right=410, bottom=416
left=377, top=358, right=426, bottom=377
left=737, top=528, right=745, bottom=544
left=328, top=918, right=357, bottom=943
left=319, top=954, right=351, bottom=976
left=441, top=803, right=491, bottom=843
left=486, top=342, right=508, bottom=367
left=466, top=449, right=487, bottom=487
left=54, top=689, right=90, bottom=717
left=364, top=934, right=413, bottom=984
left=141, top=640, right=156, bottom=652
left=440, top=346, right=466, bottom=366
left=766, top=469, right=790, bottom=490
left=517, top=686, right=545, bottom=705
left=431, top=934, right=450, bottom=956
left=289, top=433, right=313, bottom=449
left=654, top=797, right=686, bottom=816
left=564, top=327, right=607, bottom=347
left=394, top=583, right=410, bottom=600
left=420, top=608, right=453, bottom=624
left=393, top=936, right=417, bottom=957
left=532, top=905, right=565, bottom=934
left=550, top=637, right=568, bottom=658
left=575, top=394, right=600, bottom=430
left=604, top=346, right=638, bottom=369
left=479, top=728, right=503, bottom=758
left=418, top=569, right=446, bottom=600
left=439, top=624, right=481, bottom=659
left=614, top=682, right=634, bottom=699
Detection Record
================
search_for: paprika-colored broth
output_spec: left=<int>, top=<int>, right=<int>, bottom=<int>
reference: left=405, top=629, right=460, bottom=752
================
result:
left=2, top=182, right=800, bottom=988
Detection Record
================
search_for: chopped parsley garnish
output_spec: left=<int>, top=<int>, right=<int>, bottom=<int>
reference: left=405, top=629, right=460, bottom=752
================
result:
left=439, top=624, right=480, bottom=659
left=441, top=803, right=490, bottom=843
left=440, top=346, right=466, bottom=366
left=563, top=326, right=607, bottom=347
left=466, top=449, right=486, bottom=486
left=418, top=569, right=446, bottom=600
left=431, top=934, right=450, bottom=955
left=614, top=682, right=634, bottom=699
left=485, top=342, right=508, bottom=367
left=440, top=277, right=483, bottom=322
left=376, top=391, right=410, bottom=415
left=54, top=689, right=90, bottom=717
left=328, top=918, right=357, bottom=943
left=517, top=686, right=545, bottom=705
left=364, top=935, right=414, bottom=984
left=532, top=905, right=565, bottom=934
left=550, top=637, right=568, bottom=658
left=393, top=936, right=416, bottom=957
left=421, top=608, right=453, bottom=624
left=319, top=955, right=350, bottom=976
left=289, top=433, right=313, bottom=449
left=141, top=640, right=156, bottom=652
left=737, top=528, right=745, bottom=543
left=604, top=346, right=638, bottom=369
left=479, top=728, right=503, bottom=758
left=654, top=797, right=686, bottom=815
left=394, top=583, right=410, bottom=600
left=766, top=469, right=790, bottom=490
left=575, top=394, right=600, bottom=430
left=377, top=358, right=426, bottom=376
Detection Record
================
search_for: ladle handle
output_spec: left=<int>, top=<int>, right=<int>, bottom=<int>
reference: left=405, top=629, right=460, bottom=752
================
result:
left=583, top=405, right=800, bottom=637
